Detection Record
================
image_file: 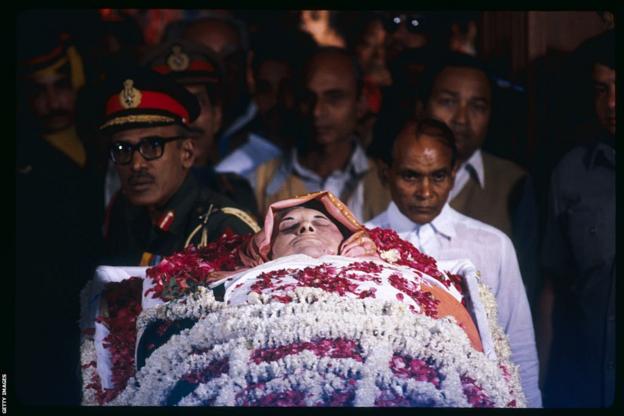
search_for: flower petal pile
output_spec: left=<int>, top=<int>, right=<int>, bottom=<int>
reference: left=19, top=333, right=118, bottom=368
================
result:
left=146, top=231, right=251, bottom=301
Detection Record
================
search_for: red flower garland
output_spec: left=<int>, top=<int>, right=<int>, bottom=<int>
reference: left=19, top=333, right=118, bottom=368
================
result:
left=92, top=276, right=143, bottom=404
left=250, top=338, right=364, bottom=365
left=460, top=375, right=495, bottom=407
left=146, top=231, right=252, bottom=301
left=180, top=357, right=230, bottom=385
left=389, top=354, right=442, bottom=389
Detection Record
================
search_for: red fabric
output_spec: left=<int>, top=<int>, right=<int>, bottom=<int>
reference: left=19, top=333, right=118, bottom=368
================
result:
left=105, top=90, right=189, bottom=121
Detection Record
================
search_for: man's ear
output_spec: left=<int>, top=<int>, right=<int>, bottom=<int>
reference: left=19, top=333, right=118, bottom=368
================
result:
left=180, top=138, right=196, bottom=169
left=212, top=105, right=223, bottom=136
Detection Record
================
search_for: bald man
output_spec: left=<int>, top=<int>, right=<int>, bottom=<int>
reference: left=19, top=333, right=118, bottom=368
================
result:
left=252, top=47, right=390, bottom=222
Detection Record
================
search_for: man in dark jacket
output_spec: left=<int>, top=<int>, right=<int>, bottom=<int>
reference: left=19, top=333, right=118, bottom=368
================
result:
left=100, top=67, right=259, bottom=267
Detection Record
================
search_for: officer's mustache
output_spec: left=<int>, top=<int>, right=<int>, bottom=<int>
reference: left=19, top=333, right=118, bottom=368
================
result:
left=128, top=171, right=155, bottom=185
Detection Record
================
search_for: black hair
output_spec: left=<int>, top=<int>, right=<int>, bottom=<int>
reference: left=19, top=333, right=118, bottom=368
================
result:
left=418, top=51, right=495, bottom=107
left=575, top=29, right=615, bottom=74
left=566, top=29, right=615, bottom=129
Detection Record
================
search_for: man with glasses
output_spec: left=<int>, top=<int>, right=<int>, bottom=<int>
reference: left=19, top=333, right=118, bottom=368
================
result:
left=101, top=68, right=259, bottom=266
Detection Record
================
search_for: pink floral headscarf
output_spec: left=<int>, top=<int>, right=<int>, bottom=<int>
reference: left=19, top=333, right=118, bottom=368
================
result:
left=239, top=192, right=379, bottom=267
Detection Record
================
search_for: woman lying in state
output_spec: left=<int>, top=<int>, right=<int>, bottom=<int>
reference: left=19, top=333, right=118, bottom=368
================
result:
left=82, top=192, right=526, bottom=407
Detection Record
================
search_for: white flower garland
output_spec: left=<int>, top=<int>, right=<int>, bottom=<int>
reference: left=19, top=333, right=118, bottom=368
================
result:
left=136, top=286, right=222, bottom=334
left=107, top=287, right=525, bottom=407
left=80, top=336, right=99, bottom=406
left=477, top=281, right=526, bottom=406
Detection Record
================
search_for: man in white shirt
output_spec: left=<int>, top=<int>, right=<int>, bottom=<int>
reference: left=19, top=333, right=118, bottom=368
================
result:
left=365, top=116, right=541, bottom=407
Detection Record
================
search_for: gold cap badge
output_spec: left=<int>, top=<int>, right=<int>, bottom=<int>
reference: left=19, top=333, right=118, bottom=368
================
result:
left=166, top=45, right=190, bottom=72
left=119, top=79, right=142, bottom=109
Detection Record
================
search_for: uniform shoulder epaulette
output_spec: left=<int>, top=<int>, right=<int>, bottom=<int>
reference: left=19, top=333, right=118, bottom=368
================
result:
left=220, top=207, right=261, bottom=233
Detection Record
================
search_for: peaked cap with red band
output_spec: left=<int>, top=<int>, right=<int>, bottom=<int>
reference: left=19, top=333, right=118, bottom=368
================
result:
left=99, top=67, right=200, bottom=135
left=142, top=39, right=224, bottom=86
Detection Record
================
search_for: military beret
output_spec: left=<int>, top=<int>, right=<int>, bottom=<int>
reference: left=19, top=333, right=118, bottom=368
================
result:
left=99, top=67, right=201, bottom=136
left=142, top=39, right=224, bottom=86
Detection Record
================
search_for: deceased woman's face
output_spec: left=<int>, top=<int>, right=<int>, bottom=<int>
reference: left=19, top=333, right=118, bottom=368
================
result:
left=271, top=207, right=344, bottom=259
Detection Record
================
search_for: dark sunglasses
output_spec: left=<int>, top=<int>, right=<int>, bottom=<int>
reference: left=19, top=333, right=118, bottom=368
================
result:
left=109, top=136, right=185, bottom=165
left=385, top=14, right=426, bottom=34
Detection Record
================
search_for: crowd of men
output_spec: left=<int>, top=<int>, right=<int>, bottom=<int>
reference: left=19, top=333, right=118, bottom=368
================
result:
left=15, top=10, right=615, bottom=408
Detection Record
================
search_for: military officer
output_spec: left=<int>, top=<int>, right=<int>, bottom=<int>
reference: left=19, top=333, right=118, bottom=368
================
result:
left=141, top=39, right=259, bottom=217
left=100, top=67, right=259, bottom=266
left=16, top=15, right=102, bottom=404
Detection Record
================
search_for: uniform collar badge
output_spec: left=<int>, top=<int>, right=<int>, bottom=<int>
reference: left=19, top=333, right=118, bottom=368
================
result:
left=157, top=210, right=176, bottom=232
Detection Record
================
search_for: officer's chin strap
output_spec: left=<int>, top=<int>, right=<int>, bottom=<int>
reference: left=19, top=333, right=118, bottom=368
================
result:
left=184, top=204, right=215, bottom=248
